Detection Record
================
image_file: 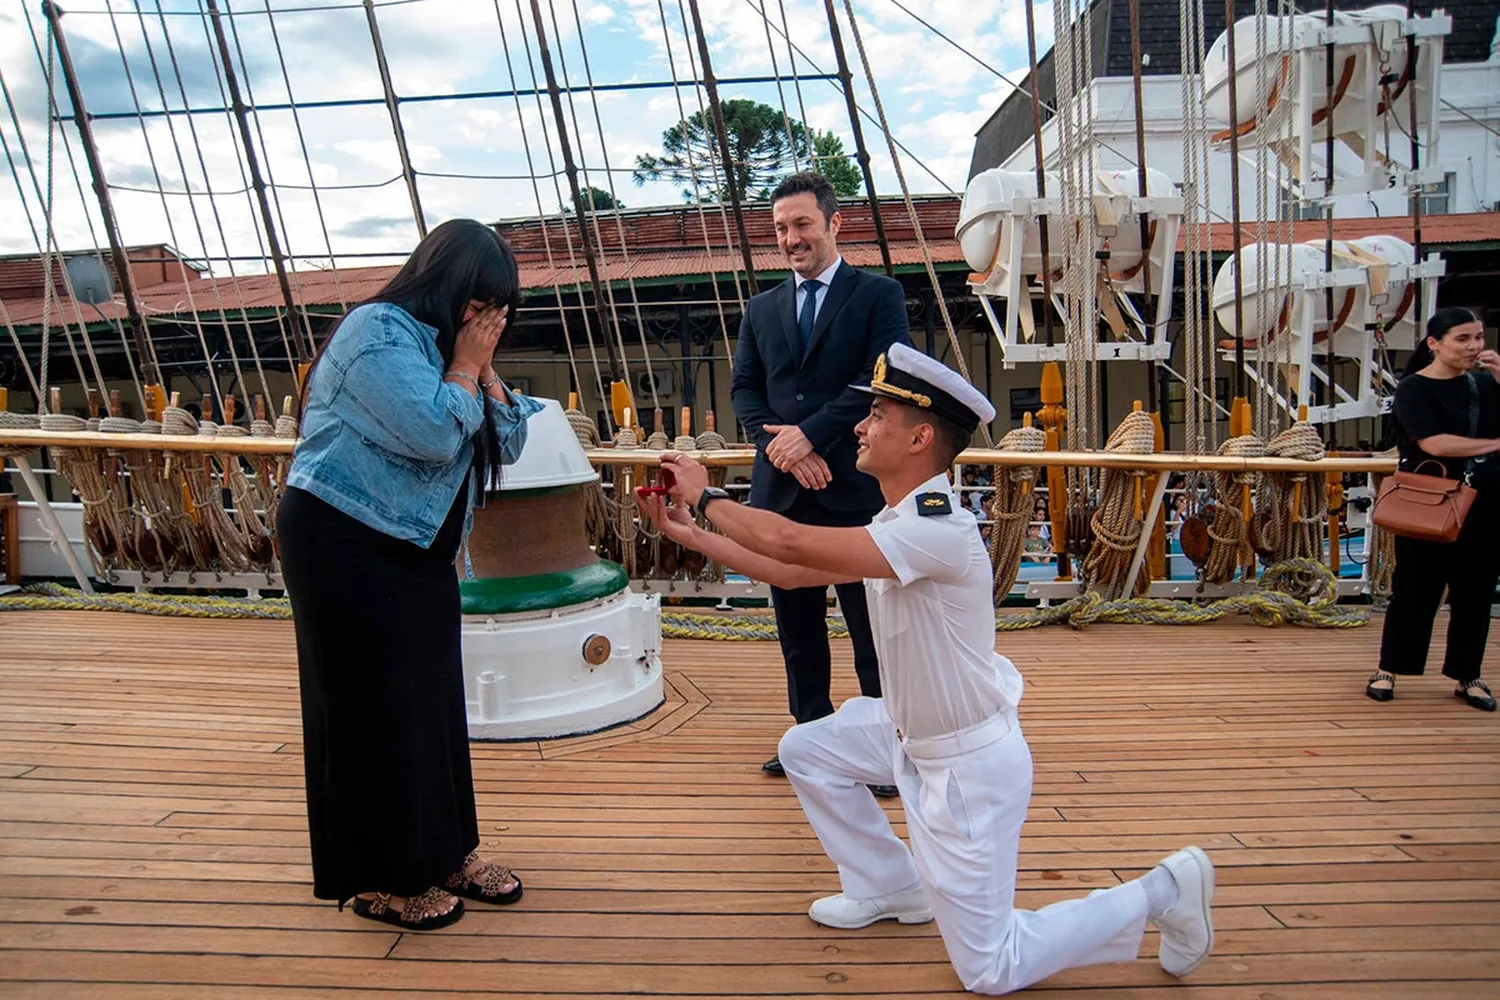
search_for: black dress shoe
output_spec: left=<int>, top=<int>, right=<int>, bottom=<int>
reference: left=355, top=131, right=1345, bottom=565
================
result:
left=1456, top=679, right=1496, bottom=711
left=762, top=755, right=786, bottom=776
left=868, top=784, right=898, bottom=799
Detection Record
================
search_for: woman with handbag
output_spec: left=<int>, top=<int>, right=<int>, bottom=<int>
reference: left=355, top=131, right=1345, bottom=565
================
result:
left=1367, top=306, right=1500, bottom=710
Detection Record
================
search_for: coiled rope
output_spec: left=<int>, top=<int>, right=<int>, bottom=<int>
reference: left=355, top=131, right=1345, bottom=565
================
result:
left=1366, top=447, right=1399, bottom=599
left=0, top=411, right=41, bottom=460
left=995, top=558, right=1365, bottom=631
left=1254, top=421, right=1327, bottom=601
left=36, top=412, right=115, bottom=578
left=986, top=418, right=1047, bottom=602
left=1080, top=408, right=1158, bottom=599
left=1205, top=432, right=1266, bottom=584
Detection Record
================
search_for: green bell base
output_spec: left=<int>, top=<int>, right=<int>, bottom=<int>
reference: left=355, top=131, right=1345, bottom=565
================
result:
left=459, top=559, right=629, bottom=616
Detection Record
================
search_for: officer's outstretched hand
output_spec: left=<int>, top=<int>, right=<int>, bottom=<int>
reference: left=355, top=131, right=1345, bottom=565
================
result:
left=639, top=492, right=697, bottom=546
left=660, top=452, right=709, bottom=507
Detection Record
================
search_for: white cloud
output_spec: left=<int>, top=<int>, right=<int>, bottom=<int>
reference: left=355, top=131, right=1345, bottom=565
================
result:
left=1, top=0, right=1050, bottom=271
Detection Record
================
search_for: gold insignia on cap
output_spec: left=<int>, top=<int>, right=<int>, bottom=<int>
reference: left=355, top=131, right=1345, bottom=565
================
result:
left=870, top=352, right=932, bottom=409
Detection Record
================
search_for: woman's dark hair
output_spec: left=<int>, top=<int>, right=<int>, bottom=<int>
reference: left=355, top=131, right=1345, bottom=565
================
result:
left=306, top=218, right=524, bottom=488
left=1403, top=305, right=1479, bottom=376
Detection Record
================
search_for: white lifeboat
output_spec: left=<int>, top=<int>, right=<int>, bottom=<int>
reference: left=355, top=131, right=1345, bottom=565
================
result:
left=957, top=167, right=1067, bottom=287
left=1202, top=4, right=1448, bottom=191
left=1211, top=241, right=1364, bottom=363
left=1211, top=235, right=1441, bottom=422
left=1096, top=167, right=1180, bottom=296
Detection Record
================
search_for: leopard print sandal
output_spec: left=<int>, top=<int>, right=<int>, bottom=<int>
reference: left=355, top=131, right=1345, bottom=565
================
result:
left=445, top=850, right=524, bottom=905
left=349, top=886, right=465, bottom=930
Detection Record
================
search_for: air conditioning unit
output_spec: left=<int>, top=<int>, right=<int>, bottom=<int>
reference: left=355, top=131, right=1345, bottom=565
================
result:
left=633, top=368, right=674, bottom=399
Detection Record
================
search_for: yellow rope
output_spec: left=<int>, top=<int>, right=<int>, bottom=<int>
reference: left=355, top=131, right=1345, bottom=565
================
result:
left=1, top=558, right=1364, bottom=633
left=997, top=559, right=1365, bottom=631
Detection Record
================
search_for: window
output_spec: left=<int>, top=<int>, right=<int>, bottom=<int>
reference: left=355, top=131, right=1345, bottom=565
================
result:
left=1419, top=172, right=1455, bottom=216
left=1164, top=377, right=1231, bottom=424
left=1009, top=386, right=1042, bottom=426
left=1279, top=189, right=1325, bottom=221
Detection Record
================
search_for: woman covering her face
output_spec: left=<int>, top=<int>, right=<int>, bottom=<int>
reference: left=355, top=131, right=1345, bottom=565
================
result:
left=278, top=219, right=543, bottom=929
left=1366, top=305, right=1500, bottom=712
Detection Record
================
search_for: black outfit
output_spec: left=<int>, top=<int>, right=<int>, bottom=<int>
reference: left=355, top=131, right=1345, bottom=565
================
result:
left=277, top=483, right=478, bottom=902
left=771, top=491, right=882, bottom=722
left=1378, top=371, right=1500, bottom=682
left=731, top=261, right=911, bottom=725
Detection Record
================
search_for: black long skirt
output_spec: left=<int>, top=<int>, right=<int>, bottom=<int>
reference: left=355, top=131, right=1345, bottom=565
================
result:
left=277, top=485, right=479, bottom=902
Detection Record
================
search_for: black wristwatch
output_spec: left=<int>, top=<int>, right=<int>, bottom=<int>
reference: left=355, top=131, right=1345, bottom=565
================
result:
left=695, top=487, right=733, bottom=519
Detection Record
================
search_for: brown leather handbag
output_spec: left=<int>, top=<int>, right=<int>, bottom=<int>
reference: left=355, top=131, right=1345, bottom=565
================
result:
left=1372, top=461, right=1477, bottom=542
left=1372, top=374, right=1481, bottom=543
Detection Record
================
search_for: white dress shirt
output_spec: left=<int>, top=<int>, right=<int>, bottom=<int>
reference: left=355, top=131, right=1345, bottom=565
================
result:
left=862, top=472, right=1025, bottom=740
left=794, top=255, right=843, bottom=326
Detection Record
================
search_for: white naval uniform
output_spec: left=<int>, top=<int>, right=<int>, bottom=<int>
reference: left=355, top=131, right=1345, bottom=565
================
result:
left=777, top=473, right=1151, bottom=995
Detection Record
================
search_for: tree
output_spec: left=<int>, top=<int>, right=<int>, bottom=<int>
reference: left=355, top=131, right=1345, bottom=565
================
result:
left=633, top=99, right=864, bottom=203
left=564, top=185, right=623, bottom=215
left=808, top=130, right=863, bottom=201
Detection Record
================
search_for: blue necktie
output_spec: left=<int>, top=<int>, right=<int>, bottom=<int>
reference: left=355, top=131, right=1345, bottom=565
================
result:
left=798, top=278, right=822, bottom=354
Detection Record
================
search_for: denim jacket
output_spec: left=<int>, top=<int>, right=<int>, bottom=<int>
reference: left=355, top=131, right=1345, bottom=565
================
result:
left=287, top=302, right=544, bottom=548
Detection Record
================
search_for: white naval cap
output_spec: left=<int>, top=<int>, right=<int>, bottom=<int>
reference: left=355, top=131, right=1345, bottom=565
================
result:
left=852, top=342, right=997, bottom=433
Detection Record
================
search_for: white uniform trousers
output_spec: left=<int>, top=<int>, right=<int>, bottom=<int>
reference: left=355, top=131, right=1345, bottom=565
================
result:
left=778, top=696, right=1149, bottom=995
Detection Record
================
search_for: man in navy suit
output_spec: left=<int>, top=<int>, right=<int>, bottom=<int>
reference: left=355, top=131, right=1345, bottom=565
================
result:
left=731, top=171, right=910, bottom=794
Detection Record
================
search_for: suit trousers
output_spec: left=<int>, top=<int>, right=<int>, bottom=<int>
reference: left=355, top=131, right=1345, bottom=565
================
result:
left=1378, top=488, right=1499, bottom=681
left=778, top=697, right=1149, bottom=995
left=769, top=491, right=881, bottom=724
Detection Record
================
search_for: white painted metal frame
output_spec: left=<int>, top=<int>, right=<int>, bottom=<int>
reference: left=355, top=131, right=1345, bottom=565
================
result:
left=1220, top=253, right=1444, bottom=424
left=1286, top=15, right=1449, bottom=197
left=970, top=193, right=1184, bottom=369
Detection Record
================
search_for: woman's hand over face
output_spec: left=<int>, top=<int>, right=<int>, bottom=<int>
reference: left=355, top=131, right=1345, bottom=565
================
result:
left=453, top=304, right=508, bottom=374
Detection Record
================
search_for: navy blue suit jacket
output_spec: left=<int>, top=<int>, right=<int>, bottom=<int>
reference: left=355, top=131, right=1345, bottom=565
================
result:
left=730, top=261, right=911, bottom=514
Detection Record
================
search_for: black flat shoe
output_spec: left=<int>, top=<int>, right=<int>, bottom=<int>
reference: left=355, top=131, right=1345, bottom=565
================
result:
left=1365, top=670, right=1395, bottom=702
left=868, top=784, right=898, bottom=799
left=1455, top=679, right=1496, bottom=712
left=762, top=755, right=786, bottom=777
left=349, top=889, right=464, bottom=931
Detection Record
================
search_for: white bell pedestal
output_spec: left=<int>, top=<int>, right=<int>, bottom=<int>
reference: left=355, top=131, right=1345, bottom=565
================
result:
left=462, top=589, right=663, bottom=741
left=458, top=397, right=664, bottom=741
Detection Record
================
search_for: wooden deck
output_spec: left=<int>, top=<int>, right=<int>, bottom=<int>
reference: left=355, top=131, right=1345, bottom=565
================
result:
left=0, top=609, right=1497, bottom=998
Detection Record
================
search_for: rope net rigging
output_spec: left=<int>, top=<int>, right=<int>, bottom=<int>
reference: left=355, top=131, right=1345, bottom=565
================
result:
left=0, top=0, right=1410, bottom=622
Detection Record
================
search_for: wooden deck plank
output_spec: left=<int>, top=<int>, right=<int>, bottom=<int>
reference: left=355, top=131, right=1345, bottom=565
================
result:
left=2, top=947, right=1498, bottom=992
left=8, top=989, right=1500, bottom=1000
left=0, top=609, right=1497, bottom=998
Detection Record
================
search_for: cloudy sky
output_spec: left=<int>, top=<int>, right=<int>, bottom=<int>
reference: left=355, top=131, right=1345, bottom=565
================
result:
left=0, top=0, right=1054, bottom=279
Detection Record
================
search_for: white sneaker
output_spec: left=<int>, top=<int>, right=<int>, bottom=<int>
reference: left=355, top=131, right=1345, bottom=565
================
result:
left=1153, top=846, right=1215, bottom=977
left=808, top=885, right=934, bottom=929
